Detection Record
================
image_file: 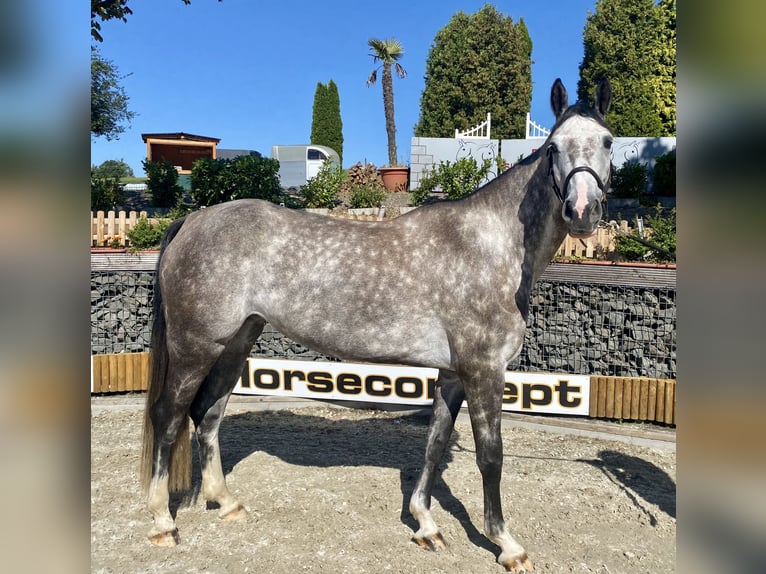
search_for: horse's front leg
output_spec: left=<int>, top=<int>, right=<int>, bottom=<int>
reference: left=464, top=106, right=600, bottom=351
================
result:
left=410, top=370, right=465, bottom=551
left=462, top=365, right=534, bottom=573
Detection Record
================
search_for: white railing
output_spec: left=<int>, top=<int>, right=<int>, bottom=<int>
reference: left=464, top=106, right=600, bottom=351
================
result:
left=526, top=112, right=550, bottom=139
left=455, top=112, right=491, bottom=139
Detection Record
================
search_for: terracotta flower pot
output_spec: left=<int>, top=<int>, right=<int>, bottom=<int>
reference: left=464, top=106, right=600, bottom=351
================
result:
left=379, top=166, right=409, bottom=192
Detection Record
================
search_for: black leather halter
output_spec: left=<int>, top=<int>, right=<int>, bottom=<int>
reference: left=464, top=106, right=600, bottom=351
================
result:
left=547, top=146, right=610, bottom=205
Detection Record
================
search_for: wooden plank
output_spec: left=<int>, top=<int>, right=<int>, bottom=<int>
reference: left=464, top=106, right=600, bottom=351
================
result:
left=116, top=353, right=127, bottom=392
left=107, top=210, right=116, bottom=239
left=614, top=377, right=624, bottom=419
left=664, top=381, right=675, bottom=424
left=638, top=379, right=649, bottom=420
left=100, top=354, right=110, bottom=392
left=630, top=379, right=641, bottom=420
left=92, top=355, right=103, bottom=392
left=622, top=378, right=632, bottom=419
left=647, top=379, right=658, bottom=422
left=656, top=379, right=666, bottom=422
left=118, top=211, right=127, bottom=245
left=597, top=377, right=607, bottom=418
left=605, top=377, right=615, bottom=419
left=140, top=352, right=151, bottom=391
left=107, top=354, right=117, bottom=392
left=96, top=211, right=105, bottom=246
left=589, top=377, right=598, bottom=417
left=125, top=353, right=135, bottom=391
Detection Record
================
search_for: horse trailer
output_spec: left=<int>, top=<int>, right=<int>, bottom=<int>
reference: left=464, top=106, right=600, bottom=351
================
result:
left=271, top=144, right=340, bottom=189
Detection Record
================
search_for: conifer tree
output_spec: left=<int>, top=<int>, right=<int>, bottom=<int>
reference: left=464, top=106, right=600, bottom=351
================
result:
left=415, top=5, right=532, bottom=140
left=311, top=79, right=344, bottom=165
left=578, top=0, right=675, bottom=136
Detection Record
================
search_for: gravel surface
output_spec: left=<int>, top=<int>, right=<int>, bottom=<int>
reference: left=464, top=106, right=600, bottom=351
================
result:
left=91, top=402, right=675, bottom=573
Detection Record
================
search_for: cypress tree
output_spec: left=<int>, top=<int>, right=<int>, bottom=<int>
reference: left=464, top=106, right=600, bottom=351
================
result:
left=310, top=79, right=344, bottom=165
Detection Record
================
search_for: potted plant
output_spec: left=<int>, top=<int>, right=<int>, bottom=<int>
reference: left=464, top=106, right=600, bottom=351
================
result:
left=366, top=37, right=409, bottom=192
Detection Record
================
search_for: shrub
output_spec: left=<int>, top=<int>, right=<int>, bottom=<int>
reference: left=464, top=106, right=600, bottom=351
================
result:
left=91, top=174, right=126, bottom=211
left=126, top=216, right=171, bottom=251
left=412, top=156, right=493, bottom=205
left=349, top=185, right=386, bottom=208
left=300, top=159, right=344, bottom=208
left=610, top=162, right=647, bottom=198
left=191, top=155, right=281, bottom=207
left=143, top=159, right=183, bottom=208
left=652, top=150, right=676, bottom=196
left=614, top=205, right=676, bottom=263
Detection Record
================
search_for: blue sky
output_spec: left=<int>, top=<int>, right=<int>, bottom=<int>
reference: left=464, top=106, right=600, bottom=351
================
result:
left=91, top=0, right=599, bottom=175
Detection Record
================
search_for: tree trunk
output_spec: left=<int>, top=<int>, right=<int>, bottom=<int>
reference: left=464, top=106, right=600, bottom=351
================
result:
left=382, top=63, right=397, bottom=165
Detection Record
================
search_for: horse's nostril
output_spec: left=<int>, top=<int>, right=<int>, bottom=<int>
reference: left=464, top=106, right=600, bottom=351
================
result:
left=590, top=201, right=602, bottom=223
left=562, top=201, right=575, bottom=222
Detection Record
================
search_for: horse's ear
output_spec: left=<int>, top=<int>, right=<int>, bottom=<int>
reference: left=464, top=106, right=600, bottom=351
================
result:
left=550, top=78, right=568, bottom=119
left=595, top=77, right=611, bottom=116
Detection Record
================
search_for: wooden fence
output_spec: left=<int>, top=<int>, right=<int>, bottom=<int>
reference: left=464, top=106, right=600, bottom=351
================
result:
left=91, top=211, right=161, bottom=248
left=91, top=351, right=675, bottom=425
left=92, top=210, right=627, bottom=258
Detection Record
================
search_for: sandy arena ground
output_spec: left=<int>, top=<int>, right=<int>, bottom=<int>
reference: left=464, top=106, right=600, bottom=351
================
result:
left=91, top=398, right=675, bottom=573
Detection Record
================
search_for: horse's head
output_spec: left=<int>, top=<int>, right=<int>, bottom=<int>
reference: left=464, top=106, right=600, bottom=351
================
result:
left=547, top=78, right=613, bottom=238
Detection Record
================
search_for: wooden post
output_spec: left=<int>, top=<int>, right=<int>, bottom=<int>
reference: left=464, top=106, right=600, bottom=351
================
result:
left=614, top=377, right=624, bottom=419
left=605, top=377, right=615, bottom=418
left=647, top=379, right=658, bottom=422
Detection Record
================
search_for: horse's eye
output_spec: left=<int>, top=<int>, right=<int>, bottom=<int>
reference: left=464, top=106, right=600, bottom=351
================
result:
left=604, top=137, right=613, bottom=149
left=548, top=143, right=559, bottom=155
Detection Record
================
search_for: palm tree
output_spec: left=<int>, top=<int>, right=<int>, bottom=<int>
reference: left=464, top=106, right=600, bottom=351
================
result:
left=366, top=37, right=407, bottom=166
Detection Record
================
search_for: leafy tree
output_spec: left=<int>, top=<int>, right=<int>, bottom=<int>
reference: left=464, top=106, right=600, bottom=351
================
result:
left=91, top=173, right=126, bottom=211
left=366, top=38, right=407, bottom=166
left=91, top=47, right=136, bottom=141
left=190, top=155, right=281, bottom=207
left=415, top=4, right=532, bottom=140
left=311, top=80, right=344, bottom=165
left=142, top=159, right=183, bottom=208
left=578, top=0, right=675, bottom=136
left=92, top=158, right=134, bottom=180
left=91, top=0, right=220, bottom=42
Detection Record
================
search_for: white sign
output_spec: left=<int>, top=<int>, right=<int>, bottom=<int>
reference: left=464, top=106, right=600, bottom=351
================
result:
left=234, top=358, right=590, bottom=416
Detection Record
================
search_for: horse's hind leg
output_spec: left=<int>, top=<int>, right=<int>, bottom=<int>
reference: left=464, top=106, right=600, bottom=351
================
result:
left=410, top=370, right=465, bottom=551
left=147, top=348, right=222, bottom=546
left=190, top=315, right=265, bottom=521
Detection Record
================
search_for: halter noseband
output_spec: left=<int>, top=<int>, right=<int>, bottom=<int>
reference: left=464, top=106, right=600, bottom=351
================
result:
left=547, top=146, right=610, bottom=205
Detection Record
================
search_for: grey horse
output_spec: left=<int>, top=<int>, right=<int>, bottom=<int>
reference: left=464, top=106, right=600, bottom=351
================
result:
left=141, top=78, right=613, bottom=572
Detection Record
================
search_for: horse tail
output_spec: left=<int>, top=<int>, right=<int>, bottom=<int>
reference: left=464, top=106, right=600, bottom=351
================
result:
left=141, top=216, right=192, bottom=494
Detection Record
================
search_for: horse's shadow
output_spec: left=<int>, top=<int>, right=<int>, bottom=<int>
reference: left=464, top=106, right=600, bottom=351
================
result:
left=577, top=449, right=676, bottom=524
left=177, top=407, right=496, bottom=555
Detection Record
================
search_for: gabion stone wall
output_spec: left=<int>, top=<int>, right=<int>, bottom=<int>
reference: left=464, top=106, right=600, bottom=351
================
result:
left=509, top=281, right=676, bottom=379
left=91, top=272, right=154, bottom=354
left=91, top=272, right=676, bottom=379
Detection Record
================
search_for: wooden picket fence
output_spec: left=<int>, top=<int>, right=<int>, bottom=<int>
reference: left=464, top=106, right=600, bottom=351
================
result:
left=91, top=210, right=162, bottom=248
left=91, top=209, right=625, bottom=258
left=91, top=351, right=675, bottom=425
left=554, top=221, right=628, bottom=260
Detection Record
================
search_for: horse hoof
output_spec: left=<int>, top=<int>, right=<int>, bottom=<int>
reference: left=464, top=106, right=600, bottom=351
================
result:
left=413, top=532, right=446, bottom=552
left=499, top=552, right=533, bottom=573
left=220, top=504, right=248, bottom=521
left=148, top=528, right=180, bottom=547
